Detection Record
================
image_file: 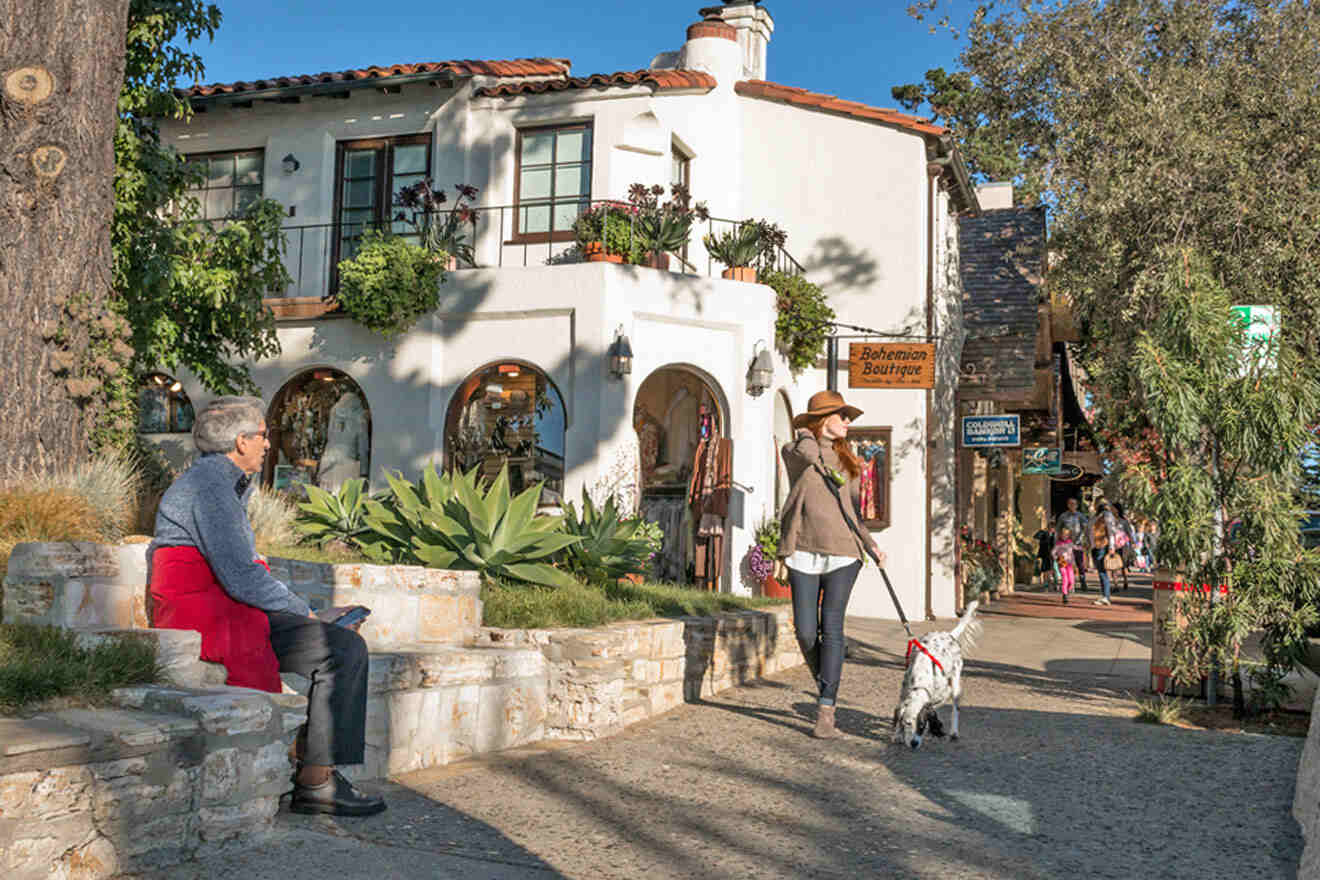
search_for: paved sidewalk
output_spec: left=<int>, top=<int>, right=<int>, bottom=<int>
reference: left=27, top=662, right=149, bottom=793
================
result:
left=137, top=610, right=1304, bottom=880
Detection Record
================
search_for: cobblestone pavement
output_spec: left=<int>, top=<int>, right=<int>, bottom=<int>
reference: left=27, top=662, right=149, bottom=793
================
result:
left=143, top=612, right=1305, bottom=880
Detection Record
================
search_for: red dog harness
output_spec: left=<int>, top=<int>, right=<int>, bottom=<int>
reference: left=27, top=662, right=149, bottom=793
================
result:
left=905, top=638, right=946, bottom=675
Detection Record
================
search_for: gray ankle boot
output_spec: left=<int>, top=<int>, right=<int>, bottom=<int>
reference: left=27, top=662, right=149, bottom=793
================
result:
left=813, top=704, right=841, bottom=739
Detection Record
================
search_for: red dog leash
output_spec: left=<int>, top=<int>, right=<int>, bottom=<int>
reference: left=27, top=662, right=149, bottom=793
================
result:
left=906, top=637, right=946, bottom=675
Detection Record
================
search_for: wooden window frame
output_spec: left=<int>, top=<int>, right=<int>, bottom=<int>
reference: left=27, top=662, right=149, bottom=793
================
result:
left=330, top=133, right=432, bottom=283
left=511, top=122, right=593, bottom=245
left=183, top=148, right=265, bottom=221
left=670, top=143, right=691, bottom=191
left=848, top=426, right=892, bottom=530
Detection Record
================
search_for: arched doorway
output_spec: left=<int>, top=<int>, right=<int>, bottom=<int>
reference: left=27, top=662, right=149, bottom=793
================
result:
left=634, top=364, right=730, bottom=588
left=444, top=360, right=566, bottom=505
left=264, top=369, right=371, bottom=493
left=773, top=389, right=793, bottom=514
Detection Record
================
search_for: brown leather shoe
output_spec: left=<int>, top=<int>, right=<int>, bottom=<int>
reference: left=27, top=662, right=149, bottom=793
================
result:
left=290, top=770, right=386, bottom=817
left=813, top=705, right=842, bottom=739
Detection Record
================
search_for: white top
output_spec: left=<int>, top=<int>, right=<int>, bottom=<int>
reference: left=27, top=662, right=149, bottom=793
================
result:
left=785, top=550, right=859, bottom=576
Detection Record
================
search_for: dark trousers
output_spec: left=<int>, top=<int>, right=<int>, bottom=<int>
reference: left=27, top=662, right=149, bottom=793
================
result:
left=786, top=560, right=862, bottom=706
left=266, top=612, right=369, bottom=767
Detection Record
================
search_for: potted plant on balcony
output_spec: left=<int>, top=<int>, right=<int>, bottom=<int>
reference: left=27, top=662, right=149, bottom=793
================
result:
left=628, top=182, right=708, bottom=270
left=394, top=180, right=479, bottom=268
left=334, top=229, right=446, bottom=339
left=704, top=219, right=786, bottom=283
left=572, top=203, right=638, bottom=264
left=750, top=516, right=790, bottom=598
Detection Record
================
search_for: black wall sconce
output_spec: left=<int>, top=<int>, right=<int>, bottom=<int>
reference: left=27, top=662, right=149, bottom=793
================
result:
left=608, top=325, right=633, bottom=378
left=281, top=153, right=301, bottom=174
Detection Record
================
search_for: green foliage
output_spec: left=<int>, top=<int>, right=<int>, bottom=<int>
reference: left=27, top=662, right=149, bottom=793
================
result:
left=295, top=478, right=371, bottom=548
left=633, top=519, right=664, bottom=561
left=703, top=222, right=763, bottom=269
left=558, top=489, right=652, bottom=584
left=761, top=269, right=835, bottom=374
left=116, top=1, right=289, bottom=396
left=481, top=577, right=789, bottom=629
left=572, top=204, right=644, bottom=261
left=627, top=183, right=708, bottom=258
left=1120, top=256, right=1320, bottom=710
left=360, top=464, right=582, bottom=588
left=0, top=624, right=160, bottom=713
left=1133, top=693, right=1189, bottom=726
left=334, top=230, right=446, bottom=338
left=754, top=516, right=780, bottom=558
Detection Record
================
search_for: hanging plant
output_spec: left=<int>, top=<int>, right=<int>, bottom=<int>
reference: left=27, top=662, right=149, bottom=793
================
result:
left=760, top=268, right=835, bottom=375
left=333, top=229, right=446, bottom=338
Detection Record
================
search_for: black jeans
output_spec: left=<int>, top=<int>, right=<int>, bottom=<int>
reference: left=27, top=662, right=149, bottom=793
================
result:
left=267, top=612, right=370, bottom=767
left=787, top=560, right=862, bottom=706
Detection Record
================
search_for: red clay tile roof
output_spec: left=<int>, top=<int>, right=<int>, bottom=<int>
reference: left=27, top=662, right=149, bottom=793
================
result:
left=475, top=69, right=717, bottom=98
left=735, top=80, right=947, bottom=138
left=180, top=58, right=572, bottom=99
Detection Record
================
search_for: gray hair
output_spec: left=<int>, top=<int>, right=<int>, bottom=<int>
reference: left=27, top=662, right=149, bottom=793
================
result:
left=193, top=396, right=267, bottom=454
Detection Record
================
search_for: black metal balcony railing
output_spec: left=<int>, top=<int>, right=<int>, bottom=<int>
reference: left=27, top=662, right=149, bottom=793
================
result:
left=266, top=200, right=806, bottom=301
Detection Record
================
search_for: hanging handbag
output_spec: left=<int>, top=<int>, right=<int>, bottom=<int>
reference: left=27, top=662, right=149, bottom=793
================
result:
left=1104, top=549, right=1124, bottom=572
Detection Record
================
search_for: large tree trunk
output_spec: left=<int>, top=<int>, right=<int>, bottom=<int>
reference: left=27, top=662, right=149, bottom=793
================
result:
left=0, top=0, right=130, bottom=472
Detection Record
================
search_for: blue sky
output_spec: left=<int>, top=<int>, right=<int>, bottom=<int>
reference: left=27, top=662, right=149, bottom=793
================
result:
left=191, top=1, right=971, bottom=117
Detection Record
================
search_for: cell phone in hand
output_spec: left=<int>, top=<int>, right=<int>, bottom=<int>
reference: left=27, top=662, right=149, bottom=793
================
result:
left=315, top=605, right=371, bottom=629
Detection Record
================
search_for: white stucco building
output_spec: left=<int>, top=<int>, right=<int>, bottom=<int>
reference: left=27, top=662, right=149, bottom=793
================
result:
left=151, top=1, right=977, bottom=619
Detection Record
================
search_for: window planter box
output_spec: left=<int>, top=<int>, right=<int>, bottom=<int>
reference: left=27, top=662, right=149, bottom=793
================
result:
left=721, top=266, right=757, bottom=283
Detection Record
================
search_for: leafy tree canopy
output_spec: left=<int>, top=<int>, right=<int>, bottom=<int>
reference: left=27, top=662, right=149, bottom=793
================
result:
left=114, top=0, right=287, bottom=398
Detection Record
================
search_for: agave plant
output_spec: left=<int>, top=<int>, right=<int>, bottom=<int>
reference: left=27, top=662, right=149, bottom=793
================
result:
left=294, top=478, right=371, bottom=548
left=559, top=488, right=653, bottom=584
left=360, top=463, right=583, bottom=588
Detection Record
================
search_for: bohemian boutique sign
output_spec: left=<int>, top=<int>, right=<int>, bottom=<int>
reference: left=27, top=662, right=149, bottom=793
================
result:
left=848, top=343, right=936, bottom=389
left=961, top=415, right=1021, bottom=448
left=1022, top=447, right=1062, bottom=475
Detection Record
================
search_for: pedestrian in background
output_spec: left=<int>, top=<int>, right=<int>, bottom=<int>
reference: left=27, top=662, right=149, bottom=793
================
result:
left=1112, top=502, right=1137, bottom=590
left=1034, top=523, right=1056, bottom=589
left=1056, top=497, right=1090, bottom=591
left=1053, top=527, right=1078, bottom=604
left=1090, top=501, right=1120, bottom=605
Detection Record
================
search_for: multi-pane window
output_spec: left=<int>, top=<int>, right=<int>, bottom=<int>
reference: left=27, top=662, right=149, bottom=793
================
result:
left=514, top=123, right=592, bottom=240
left=184, top=150, right=263, bottom=221
left=335, top=134, right=431, bottom=260
left=671, top=145, right=690, bottom=191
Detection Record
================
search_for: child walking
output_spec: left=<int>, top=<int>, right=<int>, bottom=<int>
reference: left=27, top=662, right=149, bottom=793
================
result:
left=1053, top=528, right=1078, bottom=604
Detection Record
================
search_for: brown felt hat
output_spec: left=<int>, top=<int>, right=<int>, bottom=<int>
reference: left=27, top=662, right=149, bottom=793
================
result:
left=791, top=390, right=863, bottom=429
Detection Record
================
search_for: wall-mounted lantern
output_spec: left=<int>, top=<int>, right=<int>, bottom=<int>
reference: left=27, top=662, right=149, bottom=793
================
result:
left=608, top=325, right=633, bottom=378
left=281, top=153, right=301, bottom=174
left=747, top=340, right=773, bottom=396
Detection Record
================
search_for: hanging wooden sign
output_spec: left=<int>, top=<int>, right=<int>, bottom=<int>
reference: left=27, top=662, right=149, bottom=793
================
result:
left=848, top=342, right=936, bottom=389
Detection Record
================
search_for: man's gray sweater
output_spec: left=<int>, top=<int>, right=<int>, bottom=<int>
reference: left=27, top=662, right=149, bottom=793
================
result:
left=149, top=453, right=311, bottom=616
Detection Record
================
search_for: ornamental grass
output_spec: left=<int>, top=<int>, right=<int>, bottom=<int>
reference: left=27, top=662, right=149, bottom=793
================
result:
left=0, top=624, right=160, bottom=715
left=481, top=577, right=789, bottom=629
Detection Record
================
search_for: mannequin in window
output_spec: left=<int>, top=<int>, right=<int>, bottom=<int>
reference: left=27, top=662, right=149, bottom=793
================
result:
left=318, top=392, right=369, bottom=492
left=635, top=404, right=664, bottom=487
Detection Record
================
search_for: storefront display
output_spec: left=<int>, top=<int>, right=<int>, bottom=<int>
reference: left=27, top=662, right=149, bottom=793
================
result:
left=137, top=374, right=194, bottom=434
left=446, top=362, right=565, bottom=504
left=265, top=370, right=371, bottom=493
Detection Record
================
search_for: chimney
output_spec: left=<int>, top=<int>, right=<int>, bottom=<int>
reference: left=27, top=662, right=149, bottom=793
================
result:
left=700, top=1, right=774, bottom=81
left=677, top=13, right=741, bottom=85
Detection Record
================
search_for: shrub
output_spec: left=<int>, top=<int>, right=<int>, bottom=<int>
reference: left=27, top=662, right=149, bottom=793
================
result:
left=762, top=269, right=836, bottom=375
left=558, top=488, right=652, bottom=584
left=361, top=464, right=582, bottom=588
left=295, top=478, right=371, bottom=549
left=21, top=449, right=141, bottom=541
left=247, top=487, right=300, bottom=547
left=1133, top=693, right=1189, bottom=726
left=572, top=204, right=645, bottom=261
left=335, top=229, right=446, bottom=338
left=0, top=488, right=104, bottom=576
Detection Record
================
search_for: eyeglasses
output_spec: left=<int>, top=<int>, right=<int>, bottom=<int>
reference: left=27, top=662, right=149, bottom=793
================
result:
left=243, top=430, right=269, bottom=441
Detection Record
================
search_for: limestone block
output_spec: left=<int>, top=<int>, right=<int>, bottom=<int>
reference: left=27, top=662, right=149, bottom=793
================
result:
left=488, top=648, right=546, bottom=682
left=7, top=541, right=121, bottom=578
left=448, top=683, right=481, bottom=760
left=652, top=622, right=686, bottom=659
left=51, top=708, right=198, bottom=748
left=367, top=653, right=420, bottom=692
left=389, top=564, right=432, bottom=593
left=53, top=833, right=118, bottom=880
left=149, top=691, right=274, bottom=736
left=287, top=560, right=330, bottom=587
left=249, top=741, right=294, bottom=797
left=88, top=756, right=148, bottom=781
left=3, top=576, right=58, bottom=622
left=326, top=563, right=363, bottom=589
left=196, top=796, right=277, bottom=844
left=269, top=693, right=308, bottom=734
left=4, top=815, right=97, bottom=879
left=418, top=594, right=463, bottom=642
left=115, top=810, right=196, bottom=860
left=358, top=564, right=392, bottom=590
left=474, top=680, right=547, bottom=753
left=621, top=698, right=649, bottom=726
left=0, top=717, right=92, bottom=756
left=406, top=650, right=489, bottom=688
left=201, top=748, right=240, bottom=804
left=1295, top=683, right=1320, bottom=849
left=356, top=594, right=420, bottom=647
left=0, top=770, right=39, bottom=819
left=93, top=764, right=195, bottom=824
left=640, top=680, right=684, bottom=715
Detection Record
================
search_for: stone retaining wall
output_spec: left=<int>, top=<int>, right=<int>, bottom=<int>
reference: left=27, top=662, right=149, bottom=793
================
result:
left=1294, top=685, right=1320, bottom=876
left=0, top=685, right=304, bottom=880
left=3, top=542, right=482, bottom=651
left=479, top=606, right=802, bottom=741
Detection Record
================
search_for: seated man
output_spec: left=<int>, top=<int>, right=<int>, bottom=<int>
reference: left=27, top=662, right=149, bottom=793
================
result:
left=148, top=395, right=384, bottom=817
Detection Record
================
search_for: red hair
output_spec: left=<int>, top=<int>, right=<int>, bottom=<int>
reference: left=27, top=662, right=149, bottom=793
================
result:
left=801, top=413, right=861, bottom=479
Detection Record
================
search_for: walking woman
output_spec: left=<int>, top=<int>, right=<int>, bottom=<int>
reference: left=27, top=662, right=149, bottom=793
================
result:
left=778, top=391, right=886, bottom=739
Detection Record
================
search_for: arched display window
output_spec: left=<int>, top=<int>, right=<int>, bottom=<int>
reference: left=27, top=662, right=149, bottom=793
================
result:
left=445, top=361, right=565, bottom=505
left=264, top=369, right=371, bottom=493
left=137, top=373, right=195, bottom=434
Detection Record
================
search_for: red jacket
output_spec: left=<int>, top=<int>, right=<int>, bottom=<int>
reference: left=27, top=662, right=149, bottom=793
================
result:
left=149, top=546, right=282, bottom=693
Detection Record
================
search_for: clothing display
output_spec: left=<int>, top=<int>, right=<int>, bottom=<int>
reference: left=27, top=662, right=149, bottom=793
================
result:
left=318, top=392, right=369, bottom=491
left=859, top=458, right=877, bottom=521
left=688, top=432, right=732, bottom=590
left=641, top=495, right=689, bottom=581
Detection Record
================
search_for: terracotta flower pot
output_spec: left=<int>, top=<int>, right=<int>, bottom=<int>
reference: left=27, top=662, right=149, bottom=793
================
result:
left=445, top=255, right=458, bottom=271
left=721, top=266, right=757, bottom=283
left=583, top=241, right=623, bottom=264
left=644, top=252, right=670, bottom=270
left=762, top=575, right=792, bottom=599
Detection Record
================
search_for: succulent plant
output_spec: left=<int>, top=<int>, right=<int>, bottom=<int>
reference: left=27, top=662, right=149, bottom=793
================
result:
left=558, top=488, right=653, bottom=584
left=294, top=478, right=371, bottom=548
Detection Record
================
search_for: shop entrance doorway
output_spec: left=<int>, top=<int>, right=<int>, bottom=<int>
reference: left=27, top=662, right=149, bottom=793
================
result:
left=263, top=369, right=371, bottom=493
left=634, top=365, right=730, bottom=589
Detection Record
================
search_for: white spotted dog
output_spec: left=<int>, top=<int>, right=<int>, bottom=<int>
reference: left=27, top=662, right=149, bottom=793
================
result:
left=891, top=600, right=980, bottom=749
